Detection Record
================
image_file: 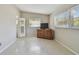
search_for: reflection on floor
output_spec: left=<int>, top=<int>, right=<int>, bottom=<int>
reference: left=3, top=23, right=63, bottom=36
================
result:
left=0, top=37, right=74, bottom=55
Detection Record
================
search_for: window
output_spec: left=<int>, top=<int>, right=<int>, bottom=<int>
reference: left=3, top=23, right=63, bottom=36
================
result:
left=54, top=11, right=70, bottom=28
left=54, top=5, right=79, bottom=29
left=21, top=26, right=24, bottom=33
left=16, top=19, right=18, bottom=25
left=29, top=17, right=41, bottom=27
left=71, top=5, right=79, bottom=27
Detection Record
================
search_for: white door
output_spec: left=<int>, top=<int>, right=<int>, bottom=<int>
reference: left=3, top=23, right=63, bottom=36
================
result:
left=18, top=18, right=25, bottom=37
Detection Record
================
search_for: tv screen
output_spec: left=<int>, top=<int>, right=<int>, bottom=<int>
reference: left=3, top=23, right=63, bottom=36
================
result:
left=40, top=23, right=48, bottom=29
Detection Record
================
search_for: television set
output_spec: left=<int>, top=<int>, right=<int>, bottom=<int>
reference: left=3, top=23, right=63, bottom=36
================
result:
left=40, top=23, right=48, bottom=29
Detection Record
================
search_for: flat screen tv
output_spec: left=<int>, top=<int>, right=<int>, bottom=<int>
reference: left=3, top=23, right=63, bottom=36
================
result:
left=40, top=23, right=48, bottom=29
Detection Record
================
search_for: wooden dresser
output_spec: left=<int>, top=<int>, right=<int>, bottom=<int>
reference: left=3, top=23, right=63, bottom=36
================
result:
left=37, top=29, right=54, bottom=40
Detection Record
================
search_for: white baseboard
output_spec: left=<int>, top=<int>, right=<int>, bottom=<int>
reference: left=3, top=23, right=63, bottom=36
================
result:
left=55, top=39, right=79, bottom=55
left=0, top=39, right=16, bottom=54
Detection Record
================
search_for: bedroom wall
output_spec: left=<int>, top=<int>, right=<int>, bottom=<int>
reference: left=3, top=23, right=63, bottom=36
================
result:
left=21, top=12, right=49, bottom=37
left=49, top=5, right=79, bottom=54
left=0, top=5, right=20, bottom=53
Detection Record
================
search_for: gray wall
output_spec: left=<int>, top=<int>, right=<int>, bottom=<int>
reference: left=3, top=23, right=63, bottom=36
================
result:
left=0, top=5, right=20, bottom=53
left=21, top=12, right=49, bottom=37
left=49, top=5, right=79, bottom=54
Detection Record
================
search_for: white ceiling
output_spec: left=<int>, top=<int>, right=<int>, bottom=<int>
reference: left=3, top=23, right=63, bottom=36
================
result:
left=16, top=4, right=76, bottom=15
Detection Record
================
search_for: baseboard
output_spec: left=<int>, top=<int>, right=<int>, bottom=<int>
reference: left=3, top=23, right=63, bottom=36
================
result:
left=55, top=39, right=79, bottom=55
left=0, top=39, right=16, bottom=54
